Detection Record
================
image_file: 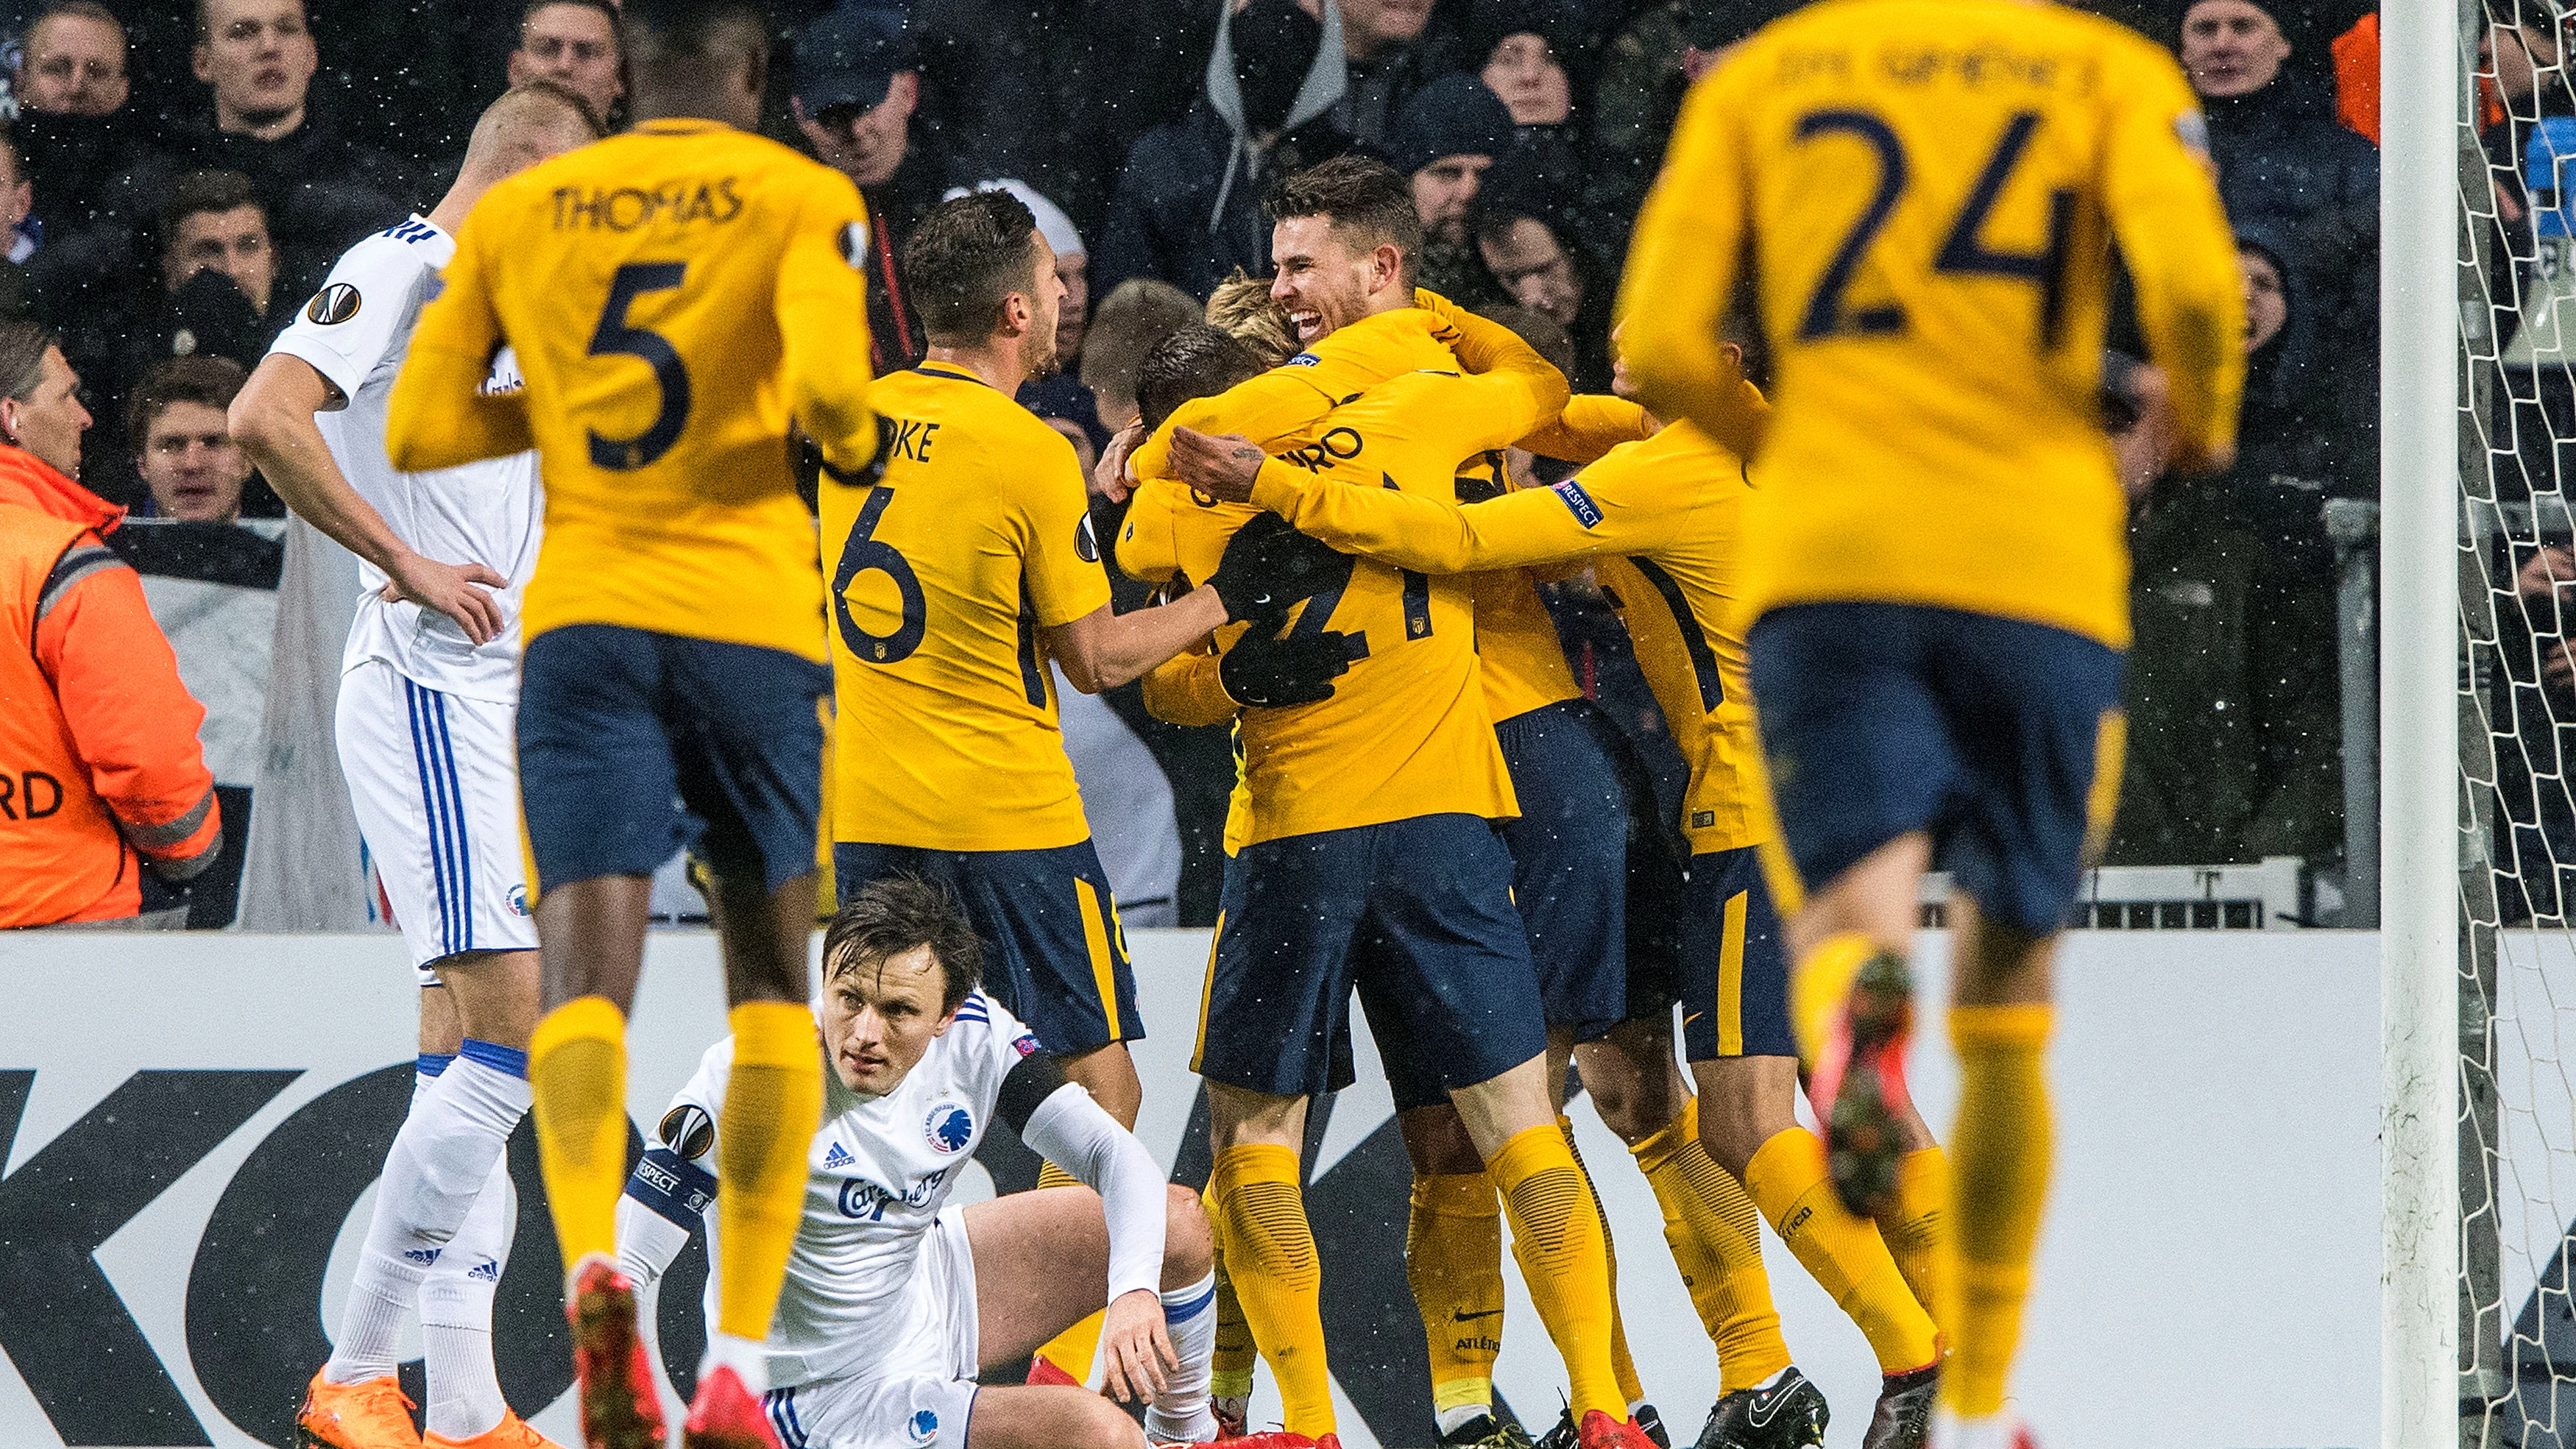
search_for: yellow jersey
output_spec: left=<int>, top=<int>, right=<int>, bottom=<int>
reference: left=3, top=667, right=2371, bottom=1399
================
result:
left=1249, top=407, right=1766, bottom=856
left=827, top=364, right=1111, bottom=853
left=1118, top=362, right=1566, bottom=845
left=388, top=119, right=880, bottom=659
left=1617, top=0, right=2243, bottom=648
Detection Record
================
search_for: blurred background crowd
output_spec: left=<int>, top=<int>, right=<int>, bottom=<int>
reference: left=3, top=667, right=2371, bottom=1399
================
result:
left=0, top=0, right=2416, bottom=930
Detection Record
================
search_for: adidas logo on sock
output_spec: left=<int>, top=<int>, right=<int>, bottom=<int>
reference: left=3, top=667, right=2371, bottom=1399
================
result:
left=824, top=1141, right=854, bottom=1170
left=403, top=1247, right=442, bottom=1266
left=467, top=1258, right=500, bottom=1282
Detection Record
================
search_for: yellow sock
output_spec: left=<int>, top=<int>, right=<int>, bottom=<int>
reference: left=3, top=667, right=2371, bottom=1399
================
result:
left=714, top=1002, right=826, bottom=1342
left=1631, top=1110, right=1791, bottom=1395
left=1487, top=1122, right=1623, bottom=1418
left=1560, top=1116, right=1644, bottom=1406
left=1790, top=932, right=1878, bottom=1065
left=1743, top=1127, right=1937, bottom=1375
left=1210, top=1144, right=1335, bottom=1436
left=1879, top=1146, right=1950, bottom=1336
left=1030, top=1162, right=1108, bottom=1384
left=529, top=996, right=628, bottom=1270
left=1210, top=1241, right=1256, bottom=1403
left=1943, top=1005, right=2053, bottom=1418
left=1406, top=1172, right=1503, bottom=1420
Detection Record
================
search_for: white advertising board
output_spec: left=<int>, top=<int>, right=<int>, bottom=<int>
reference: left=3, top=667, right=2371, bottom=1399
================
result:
left=0, top=929, right=2378, bottom=1448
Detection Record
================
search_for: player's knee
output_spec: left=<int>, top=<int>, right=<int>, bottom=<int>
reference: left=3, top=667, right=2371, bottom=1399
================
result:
left=1066, top=1387, right=1148, bottom=1449
left=1162, top=1183, right=1213, bottom=1286
left=1696, top=1093, right=1761, bottom=1179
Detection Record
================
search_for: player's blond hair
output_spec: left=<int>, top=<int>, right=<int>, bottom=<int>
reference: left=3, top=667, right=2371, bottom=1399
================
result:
left=1204, top=269, right=1297, bottom=366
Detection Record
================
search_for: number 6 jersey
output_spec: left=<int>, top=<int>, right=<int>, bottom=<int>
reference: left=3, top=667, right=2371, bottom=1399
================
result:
left=388, top=118, right=880, bottom=662
left=824, top=364, right=1111, bottom=853
left=1618, top=0, right=2243, bottom=650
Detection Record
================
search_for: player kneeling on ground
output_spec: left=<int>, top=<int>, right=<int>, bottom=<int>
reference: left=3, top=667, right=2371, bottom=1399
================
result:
left=616, top=877, right=1306, bottom=1449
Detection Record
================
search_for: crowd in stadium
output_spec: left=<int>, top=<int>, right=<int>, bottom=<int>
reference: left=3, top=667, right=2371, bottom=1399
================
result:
left=0, top=0, right=2385, bottom=933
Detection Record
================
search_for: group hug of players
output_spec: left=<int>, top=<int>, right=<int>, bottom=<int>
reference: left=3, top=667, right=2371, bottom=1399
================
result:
left=254, top=4, right=2245, bottom=1449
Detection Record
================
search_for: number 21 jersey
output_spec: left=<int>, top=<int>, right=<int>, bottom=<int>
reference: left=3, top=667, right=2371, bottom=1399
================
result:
left=824, top=364, right=1111, bottom=853
left=399, top=118, right=878, bottom=660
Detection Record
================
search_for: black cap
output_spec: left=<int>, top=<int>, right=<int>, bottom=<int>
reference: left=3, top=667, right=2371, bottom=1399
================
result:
left=1390, top=74, right=1516, bottom=177
left=793, top=4, right=913, bottom=115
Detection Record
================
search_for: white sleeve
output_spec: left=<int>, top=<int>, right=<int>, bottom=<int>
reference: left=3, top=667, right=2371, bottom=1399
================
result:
left=264, top=233, right=420, bottom=408
left=1019, top=1083, right=1167, bottom=1304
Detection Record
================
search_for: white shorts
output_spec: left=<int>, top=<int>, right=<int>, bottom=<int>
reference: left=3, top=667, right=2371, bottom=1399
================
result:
left=764, top=1211, right=980, bottom=1449
left=336, top=659, right=538, bottom=976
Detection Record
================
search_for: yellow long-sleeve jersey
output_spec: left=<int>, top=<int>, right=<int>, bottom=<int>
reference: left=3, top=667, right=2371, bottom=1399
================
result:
left=388, top=119, right=879, bottom=659
left=1248, top=407, right=1766, bottom=856
left=1618, top=0, right=2243, bottom=649
left=1117, top=356, right=1568, bottom=846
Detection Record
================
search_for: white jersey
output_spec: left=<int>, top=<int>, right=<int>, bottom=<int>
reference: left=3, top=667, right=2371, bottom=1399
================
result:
left=266, top=215, right=542, bottom=704
left=647, top=991, right=1045, bottom=1387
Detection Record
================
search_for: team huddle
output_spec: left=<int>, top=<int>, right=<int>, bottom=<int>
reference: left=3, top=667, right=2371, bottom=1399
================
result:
left=247, top=4, right=2245, bottom=1449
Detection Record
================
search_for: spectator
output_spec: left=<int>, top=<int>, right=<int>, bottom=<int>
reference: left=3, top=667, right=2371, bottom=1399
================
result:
left=15, top=1, right=129, bottom=116
left=158, top=171, right=275, bottom=321
left=115, top=353, right=277, bottom=929
left=506, top=0, right=623, bottom=132
left=104, top=0, right=409, bottom=316
left=1473, top=177, right=1610, bottom=390
left=0, top=320, right=224, bottom=928
left=1336, top=0, right=1462, bottom=149
left=1094, top=0, right=1348, bottom=302
left=130, top=355, right=255, bottom=524
left=1469, top=1, right=1593, bottom=216
left=793, top=2, right=959, bottom=372
left=2179, top=0, right=2377, bottom=491
left=1586, top=0, right=1757, bottom=268
left=909, top=0, right=1214, bottom=241
left=1390, top=71, right=1514, bottom=305
left=1078, top=277, right=1200, bottom=432
left=994, top=175, right=1113, bottom=464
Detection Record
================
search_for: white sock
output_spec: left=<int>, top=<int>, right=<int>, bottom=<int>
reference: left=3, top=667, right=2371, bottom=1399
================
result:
left=701, top=1331, right=770, bottom=1395
left=421, top=1150, right=515, bottom=1439
left=1437, top=1405, right=1493, bottom=1436
left=1142, top=1273, right=1219, bottom=1445
left=325, top=1044, right=531, bottom=1385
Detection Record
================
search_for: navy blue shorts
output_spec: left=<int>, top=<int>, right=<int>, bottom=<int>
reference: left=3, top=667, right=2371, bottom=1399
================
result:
left=518, top=625, right=828, bottom=896
left=1495, top=698, right=1681, bottom=1041
left=1195, top=815, right=1546, bottom=1110
left=833, top=839, right=1143, bottom=1055
left=1748, top=603, right=2126, bottom=936
left=1678, top=847, right=1794, bottom=1061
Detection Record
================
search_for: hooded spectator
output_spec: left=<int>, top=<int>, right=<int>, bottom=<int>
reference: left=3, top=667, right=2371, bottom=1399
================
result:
left=1587, top=0, right=1774, bottom=266
left=1473, top=168, right=1610, bottom=391
left=1390, top=71, right=1515, bottom=305
left=1095, top=0, right=1350, bottom=301
left=910, top=0, right=1214, bottom=241
left=793, top=2, right=961, bottom=372
left=1468, top=0, right=1593, bottom=216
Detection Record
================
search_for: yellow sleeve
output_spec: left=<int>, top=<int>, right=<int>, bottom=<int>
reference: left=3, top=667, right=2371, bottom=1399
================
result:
left=778, top=173, right=881, bottom=475
left=1020, top=438, right=1115, bottom=628
left=1142, top=642, right=1239, bottom=726
left=386, top=211, right=534, bottom=471
left=1520, top=395, right=1655, bottom=464
left=2104, top=42, right=2246, bottom=462
left=1130, top=305, right=1448, bottom=480
left=1615, top=61, right=1758, bottom=457
left=1114, top=481, right=1191, bottom=580
left=1432, top=302, right=1572, bottom=424
left=1248, top=456, right=1643, bottom=574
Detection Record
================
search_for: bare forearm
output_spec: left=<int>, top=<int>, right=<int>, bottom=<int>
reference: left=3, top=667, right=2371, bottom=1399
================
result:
left=236, top=395, right=413, bottom=575
left=1059, top=587, right=1228, bottom=692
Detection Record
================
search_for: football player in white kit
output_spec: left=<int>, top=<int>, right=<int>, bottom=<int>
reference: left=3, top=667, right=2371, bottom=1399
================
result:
left=616, top=877, right=1311, bottom=1449
left=229, top=82, right=604, bottom=1449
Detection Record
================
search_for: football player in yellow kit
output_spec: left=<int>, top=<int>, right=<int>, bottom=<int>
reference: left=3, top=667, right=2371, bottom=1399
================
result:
left=1113, top=157, right=1655, bottom=1449
left=1618, top=4, right=2244, bottom=1444
left=1172, top=327, right=1955, bottom=1447
left=823, top=188, right=1339, bottom=1392
left=385, top=3, right=882, bottom=1444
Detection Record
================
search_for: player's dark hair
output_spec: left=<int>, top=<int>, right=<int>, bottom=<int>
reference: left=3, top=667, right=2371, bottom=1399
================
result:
left=125, top=355, right=246, bottom=450
left=195, top=0, right=307, bottom=43
left=905, top=189, right=1042, bottom=347
left=1473, top=303, right=1575, bottom=379
left=824, top=876, right=986, bottom=1016
left=1264, top=155, right=1423, bottom=274
left=621, top=0, right=764, bottom=57
left=0, top=319, right=58, bottom=403
left=30, top=1, right=123, bottom=43
left=522, top=0, right=619, bottom=34
left=1136, top=323, right=1270, bottom=434
left=158, top=169, right=262, bottom=248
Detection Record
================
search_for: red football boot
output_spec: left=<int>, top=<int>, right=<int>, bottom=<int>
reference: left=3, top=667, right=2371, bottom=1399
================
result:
left=1805, top=952, right=1917, bottom=1217
left=566, top=1258, right=665, bottom=1449
left=684, top=1364, right=782, bottom=1449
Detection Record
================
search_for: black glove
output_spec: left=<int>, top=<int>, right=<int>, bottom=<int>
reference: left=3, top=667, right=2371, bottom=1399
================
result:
left=813, top=414, right=900, bottom=489
left=1220, top=626, right=1352, bottom=707
left=1208, top=514, right=1351, bottom=623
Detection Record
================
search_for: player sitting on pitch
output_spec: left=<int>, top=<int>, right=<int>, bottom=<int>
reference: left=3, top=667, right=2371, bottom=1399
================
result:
left=615, top=876, right=1309, bottom=1449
